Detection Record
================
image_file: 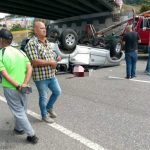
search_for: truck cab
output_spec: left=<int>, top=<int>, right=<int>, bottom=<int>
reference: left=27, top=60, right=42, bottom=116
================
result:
left=126, top=13, right=150, bottom=53
left=135, top=15, right=150, bottom=45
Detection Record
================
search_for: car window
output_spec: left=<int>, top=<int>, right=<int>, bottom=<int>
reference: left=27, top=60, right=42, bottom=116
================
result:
left=142, top=18, right=150, bottom=29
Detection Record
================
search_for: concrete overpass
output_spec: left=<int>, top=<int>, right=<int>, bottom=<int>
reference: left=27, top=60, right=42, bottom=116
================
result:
left=0, top=0, right=115, bottom=20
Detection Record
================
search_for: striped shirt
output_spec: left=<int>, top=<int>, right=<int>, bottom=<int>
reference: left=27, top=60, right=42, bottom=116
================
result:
left=25, top=36, right=56, bottom=81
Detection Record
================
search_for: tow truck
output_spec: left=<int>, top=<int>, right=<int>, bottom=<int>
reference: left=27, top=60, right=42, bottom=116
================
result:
left=94, top=10, right=150, bottom=53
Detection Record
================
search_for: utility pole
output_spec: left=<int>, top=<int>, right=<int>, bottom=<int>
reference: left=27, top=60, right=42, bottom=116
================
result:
left=4, top=16, right=7, bottom=29
left=25, top=16, right=28, bottom=37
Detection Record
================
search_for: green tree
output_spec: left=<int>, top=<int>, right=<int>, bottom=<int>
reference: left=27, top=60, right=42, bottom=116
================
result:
left=125, top=0, right=148, bottom=4
left=140, top=5, right=150, bottom=12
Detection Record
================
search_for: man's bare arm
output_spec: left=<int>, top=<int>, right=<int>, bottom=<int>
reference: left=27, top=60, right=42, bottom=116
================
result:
left=31, top=59, right=57, bottom=69
left=138, top=39, right=141, bottom=43
left=22, top=63, right=32, bottom=86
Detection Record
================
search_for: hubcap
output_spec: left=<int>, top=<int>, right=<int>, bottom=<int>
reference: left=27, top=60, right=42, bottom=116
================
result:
left=65, top=34, right=75, bottom=46
left=115, top=43, right=121, bottom=53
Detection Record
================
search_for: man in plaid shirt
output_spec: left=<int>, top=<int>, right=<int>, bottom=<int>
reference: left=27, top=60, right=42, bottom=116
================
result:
left=25, top=21, right=61, bottom=123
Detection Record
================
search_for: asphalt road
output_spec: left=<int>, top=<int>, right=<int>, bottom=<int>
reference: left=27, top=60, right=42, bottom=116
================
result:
left=0, top=56, right=150, bottom=150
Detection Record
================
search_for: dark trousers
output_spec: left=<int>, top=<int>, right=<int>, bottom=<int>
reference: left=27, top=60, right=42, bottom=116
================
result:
left=145, top=46, right=150, bottom=73
left=125, top=51, right=137, bottom=78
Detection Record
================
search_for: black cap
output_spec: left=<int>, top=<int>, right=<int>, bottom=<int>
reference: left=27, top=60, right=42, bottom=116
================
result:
left=0, top=29, right=13, bottom=40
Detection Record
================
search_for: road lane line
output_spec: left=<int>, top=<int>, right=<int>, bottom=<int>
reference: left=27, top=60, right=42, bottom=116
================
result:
left=108, top=76, right=150, bottom=84
left=0, top=95, right=108, bottom=150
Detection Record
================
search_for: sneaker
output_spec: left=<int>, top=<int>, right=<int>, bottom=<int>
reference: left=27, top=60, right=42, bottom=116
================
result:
left=26, top=135, right=39, bottom=144
left=48, top=108, right=57, bottom=118
left=147, top=72, right=150, bottom=75
left=14, top=128, right=25, bottom=135
left=42, top=116, right=54, bottom=123
left=145, top=70, right=150, bottom=75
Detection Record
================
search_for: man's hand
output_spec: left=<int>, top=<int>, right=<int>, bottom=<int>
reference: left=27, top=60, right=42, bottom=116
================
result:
left=16, top=83, right=28, bottom=91
left=50, top=60, right=57, bottom=69
left=57, top=56, right=62, bottom=62
left=21, top=83, right=28, bottom=88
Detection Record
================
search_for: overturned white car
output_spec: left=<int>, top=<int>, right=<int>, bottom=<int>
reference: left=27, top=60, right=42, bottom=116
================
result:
left=46, top=28, right=124, bottom=71
left=51, top=42, right=124, bottom=72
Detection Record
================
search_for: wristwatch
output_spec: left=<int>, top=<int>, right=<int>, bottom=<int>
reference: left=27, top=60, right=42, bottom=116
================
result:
left=16, top=85, right=21, bottom=90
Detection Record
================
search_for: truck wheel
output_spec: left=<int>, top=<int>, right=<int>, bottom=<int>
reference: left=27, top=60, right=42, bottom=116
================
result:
left=60, top=29, right=78, bottom=50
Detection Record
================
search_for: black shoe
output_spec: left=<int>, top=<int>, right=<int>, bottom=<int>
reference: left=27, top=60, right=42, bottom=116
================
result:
left=27, top=135, right=39, bottom=144
left=131, top=75, right=136, bottom=78
left=125, top=76, right=131, bottom=79
left=14, top=128, right=25, bottom=135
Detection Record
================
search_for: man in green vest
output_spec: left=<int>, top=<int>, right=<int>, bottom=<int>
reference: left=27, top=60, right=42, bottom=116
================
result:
left=0, top=29, right=38, bottom=144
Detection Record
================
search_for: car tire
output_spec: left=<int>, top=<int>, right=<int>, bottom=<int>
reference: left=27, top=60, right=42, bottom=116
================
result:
left=57, top=64, right=68, bottom=72
left=60, top=29, right=78, bottom=51
left=110, top=40, right=122, bottom=57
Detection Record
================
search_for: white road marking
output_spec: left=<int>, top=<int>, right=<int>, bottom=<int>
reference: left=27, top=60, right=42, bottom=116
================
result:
left=0, top=95, right=108, bottom=150
left=108, top=76, right=150, bottom=84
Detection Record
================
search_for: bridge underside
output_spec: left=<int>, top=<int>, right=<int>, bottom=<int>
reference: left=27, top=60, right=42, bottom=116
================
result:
left=0, top=0, right=115, bottom=20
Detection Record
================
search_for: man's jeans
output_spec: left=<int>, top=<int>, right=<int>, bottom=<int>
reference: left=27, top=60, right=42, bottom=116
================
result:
left=125, top=51, right=137, bottom=78
left=35, top=77, right=61, bottom=118
left=145, top=46, right=150, bottom=73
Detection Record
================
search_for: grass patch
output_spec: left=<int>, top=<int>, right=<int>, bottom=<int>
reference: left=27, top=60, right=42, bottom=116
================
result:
left=12, top=30, right=31, bottom=34
left=12, top=30, right=31, bottom=45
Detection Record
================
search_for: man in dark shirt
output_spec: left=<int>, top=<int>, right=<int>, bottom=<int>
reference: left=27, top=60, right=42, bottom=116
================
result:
left=145, top=33, right=150, bottom=75
left=122, top=25, right=141, bottom=79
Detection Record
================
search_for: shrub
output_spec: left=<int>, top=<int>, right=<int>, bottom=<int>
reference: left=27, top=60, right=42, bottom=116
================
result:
left=10, top=24, right=26, bottom=31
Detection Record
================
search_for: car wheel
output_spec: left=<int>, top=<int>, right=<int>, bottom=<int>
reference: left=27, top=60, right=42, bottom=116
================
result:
left=114, top=41, right=122, bottom=54
left=60, top=29, right=78, bottom=51
left=57, top=64, right=68, bottom=72
left=110, top=40, right=122, bottom=57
